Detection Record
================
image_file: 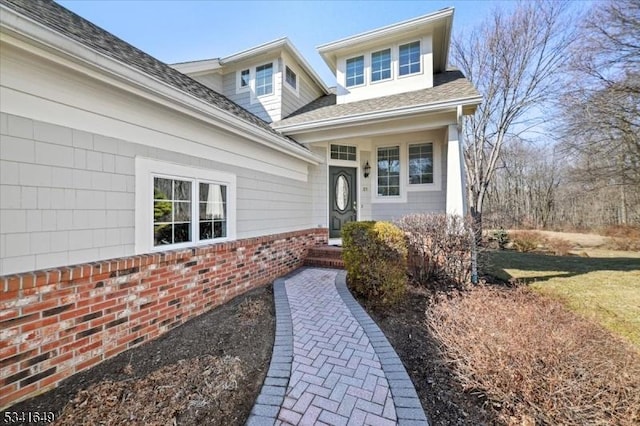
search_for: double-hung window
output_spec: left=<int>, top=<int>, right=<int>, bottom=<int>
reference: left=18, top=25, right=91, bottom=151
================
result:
left=346, top=56, right=364, bottom=87
left=408, top=143, right=433, bottom=184
left=371, top=49, right=391, bottom=82
left=377, top=146, right=400, bottom=196
left=399, top=41, right=421, bottom=76
left=256, top=63, right=273, bottom=96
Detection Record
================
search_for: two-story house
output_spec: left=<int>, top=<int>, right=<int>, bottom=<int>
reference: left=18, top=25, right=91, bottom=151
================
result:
left=0, top=0, right=480, bottom=407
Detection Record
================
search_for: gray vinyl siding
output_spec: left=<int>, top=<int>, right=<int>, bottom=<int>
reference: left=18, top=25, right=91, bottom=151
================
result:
left=309, top=145, right=328, bottom=228
left=190, top=73, right=223, bottom=93
left=0, top=113, right=314, bottom=274
left=281, top=69, right=324, bottom=119
left=221, top=62, right=282, bottom=123
left=371, top=148, right=448, bottom=221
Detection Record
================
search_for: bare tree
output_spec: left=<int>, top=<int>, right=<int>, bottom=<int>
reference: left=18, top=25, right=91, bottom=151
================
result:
left=560, top=0, right=640, bottom=224
left=451, top=0, right=576, bottom=233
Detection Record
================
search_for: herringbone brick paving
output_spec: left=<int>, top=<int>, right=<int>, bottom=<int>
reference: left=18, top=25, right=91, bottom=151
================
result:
left=247, top=268, right=428, bottom=426
left=280, top=269, right=396, bottom=425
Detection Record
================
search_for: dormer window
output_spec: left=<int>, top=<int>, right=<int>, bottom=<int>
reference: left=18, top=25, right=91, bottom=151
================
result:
left=346, top=56, right=364, bottom=87
left=256, top=63, right=273, bottom=96
left=285, top=66, right=297, bottom=89
left=240, top=69, right=250, bottom=88
left=371, top=49, right=391, bottom=82
left=399, top=41, right=421, bottom=76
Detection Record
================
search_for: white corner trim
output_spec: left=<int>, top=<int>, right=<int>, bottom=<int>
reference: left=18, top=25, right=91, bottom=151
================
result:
left=135, top=157, right=237, bottom=255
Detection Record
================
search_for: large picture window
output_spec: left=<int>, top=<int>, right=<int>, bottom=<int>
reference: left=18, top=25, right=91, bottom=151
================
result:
left=399, top=41, right=421, bottom=76
left=136, top=158, right=236, bottom=253
left=409, top=143, right=433, bottom=184
left=377, top=146, right=400, bottom=196
left=346, top=56, right=364, bottom=87
left=256, top=63, right=273, bottom=96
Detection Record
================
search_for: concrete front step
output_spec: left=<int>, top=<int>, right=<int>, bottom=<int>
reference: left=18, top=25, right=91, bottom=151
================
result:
left=304, top=245, right=344, bottom=269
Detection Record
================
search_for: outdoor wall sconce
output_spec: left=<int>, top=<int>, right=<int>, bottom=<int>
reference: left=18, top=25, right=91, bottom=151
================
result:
left=363, top=161, right=371, bottom=178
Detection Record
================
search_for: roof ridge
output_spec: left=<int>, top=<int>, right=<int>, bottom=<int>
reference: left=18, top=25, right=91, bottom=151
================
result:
left=1, top=0, right=306, bottom=149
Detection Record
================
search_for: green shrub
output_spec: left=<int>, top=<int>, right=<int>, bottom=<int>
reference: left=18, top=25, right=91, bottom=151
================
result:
left=342, top=221, right=407, bottom=305
left=510, top=230, right=542, bottom=252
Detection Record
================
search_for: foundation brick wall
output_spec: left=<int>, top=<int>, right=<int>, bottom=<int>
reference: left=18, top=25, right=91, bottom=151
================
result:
left=0, top=228, right=328, bottom=408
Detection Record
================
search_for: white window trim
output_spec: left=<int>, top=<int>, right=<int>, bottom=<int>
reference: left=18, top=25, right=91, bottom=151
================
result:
left=370, top=48, right=393, bottom=84
left=373, top=144, right=405, bottom=203
left=407, top=141, right=441, bottom=192
left=398, top=40, right=423, bottom=79
left=236, top=68, right=251, bottom=94
left=329, top=143, right=358, bottom=164
left=345, top=55, right=366, bottom=88
left=135, top=157, right=237, bottom=254
left=255, top=61, right=275, bottom=98
left=284, top=64, right=299, bottom=96
left=371, top=140, right=441, bottom=204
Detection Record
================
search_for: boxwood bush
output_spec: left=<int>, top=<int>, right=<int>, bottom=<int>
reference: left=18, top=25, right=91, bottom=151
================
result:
left=342, top=221, right=407, bottom=305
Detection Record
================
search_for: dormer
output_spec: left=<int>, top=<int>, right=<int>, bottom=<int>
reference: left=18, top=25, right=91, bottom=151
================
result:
left=172, top=38, right=329, bottom=123
left=317, top=8, right=453, bottom=104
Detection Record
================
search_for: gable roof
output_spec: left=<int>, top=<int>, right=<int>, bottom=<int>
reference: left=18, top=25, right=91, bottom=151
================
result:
left=318, top=8, right=454, bottom=75
left=272, top=70, right=481, bottom=132
left=0, top=0, right=315, bottom=156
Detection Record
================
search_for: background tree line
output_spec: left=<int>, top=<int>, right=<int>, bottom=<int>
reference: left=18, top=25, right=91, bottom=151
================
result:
left=453, top=0, right=640, bottom=231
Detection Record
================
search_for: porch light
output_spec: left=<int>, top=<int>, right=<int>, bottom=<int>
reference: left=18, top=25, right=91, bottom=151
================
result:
left=363, top=161, right=371, bottom=178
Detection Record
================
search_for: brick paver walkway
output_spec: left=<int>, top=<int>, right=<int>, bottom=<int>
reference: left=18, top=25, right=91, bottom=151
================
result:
left=247, top=268, right=429, bottom=426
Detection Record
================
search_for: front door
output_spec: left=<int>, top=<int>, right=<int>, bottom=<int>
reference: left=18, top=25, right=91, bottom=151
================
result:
left=329, top=166, right=357, bottom=239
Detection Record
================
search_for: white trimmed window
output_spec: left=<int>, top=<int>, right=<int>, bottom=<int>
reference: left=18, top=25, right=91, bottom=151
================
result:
left=346, top=56, right=365, bottom=87
left=256, top=63, right=274, bottom=96
left=371, top=48, right=391, bottom=82
left=240, top=69, right=250, bottom=88
left=285, top=66, right=297, bottom=89
left=408, top=143, right=433, bottom=184
left=135, top=158, right=236, bottom=253
left=399, top=41, right=421, bottom=76
left=377, top=146, right=400, bottom=196
left=330, top=144, right=357, bottom=161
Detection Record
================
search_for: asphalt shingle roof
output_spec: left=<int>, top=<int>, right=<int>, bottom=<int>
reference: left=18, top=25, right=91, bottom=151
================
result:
left=2, top=0, right=304, bottom=148
left=274, top=70, right=480, bottom=128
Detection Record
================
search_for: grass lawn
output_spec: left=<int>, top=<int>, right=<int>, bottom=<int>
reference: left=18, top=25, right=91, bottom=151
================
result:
left=485, top=248, right=640, bottom=350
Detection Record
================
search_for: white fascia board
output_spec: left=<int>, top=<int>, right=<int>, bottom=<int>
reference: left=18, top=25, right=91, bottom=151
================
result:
left=221, top=37, right=329, bottom=95
left=170, top=58, right=222, bottom=75
left=274, top=95, right=482, bottom=134
left=0, top=6, right=322, bottom=165
left=317, top=7, right=454, bottom=73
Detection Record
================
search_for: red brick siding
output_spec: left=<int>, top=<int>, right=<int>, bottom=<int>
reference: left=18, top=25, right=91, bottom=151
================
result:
left=0, top=228, right=327, bottom=408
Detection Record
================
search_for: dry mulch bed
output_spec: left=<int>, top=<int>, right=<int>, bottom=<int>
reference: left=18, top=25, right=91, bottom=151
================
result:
left=3, top=284, right=274, bottom=425
left=356, top=284, right=496, bottom=425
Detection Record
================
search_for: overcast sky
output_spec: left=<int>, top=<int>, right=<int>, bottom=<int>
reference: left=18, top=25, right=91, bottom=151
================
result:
left=57, top=1, right=584, bottom=86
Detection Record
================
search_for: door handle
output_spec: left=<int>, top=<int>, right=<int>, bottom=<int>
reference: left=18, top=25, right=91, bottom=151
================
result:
left=353, top=201, right=358, bottom=212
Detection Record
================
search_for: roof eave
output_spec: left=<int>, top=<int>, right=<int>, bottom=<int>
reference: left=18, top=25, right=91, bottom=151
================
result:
left=0, top=5, right=322, bottom=165
left=221, top=37, right=330, bottom=95
left=274, top=95, right=482, bottom=134
left=317, top=7, right=455, bottom=75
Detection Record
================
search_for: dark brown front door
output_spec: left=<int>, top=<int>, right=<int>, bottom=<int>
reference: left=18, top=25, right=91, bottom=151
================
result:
left=329, top=166, right=357, bottom=239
